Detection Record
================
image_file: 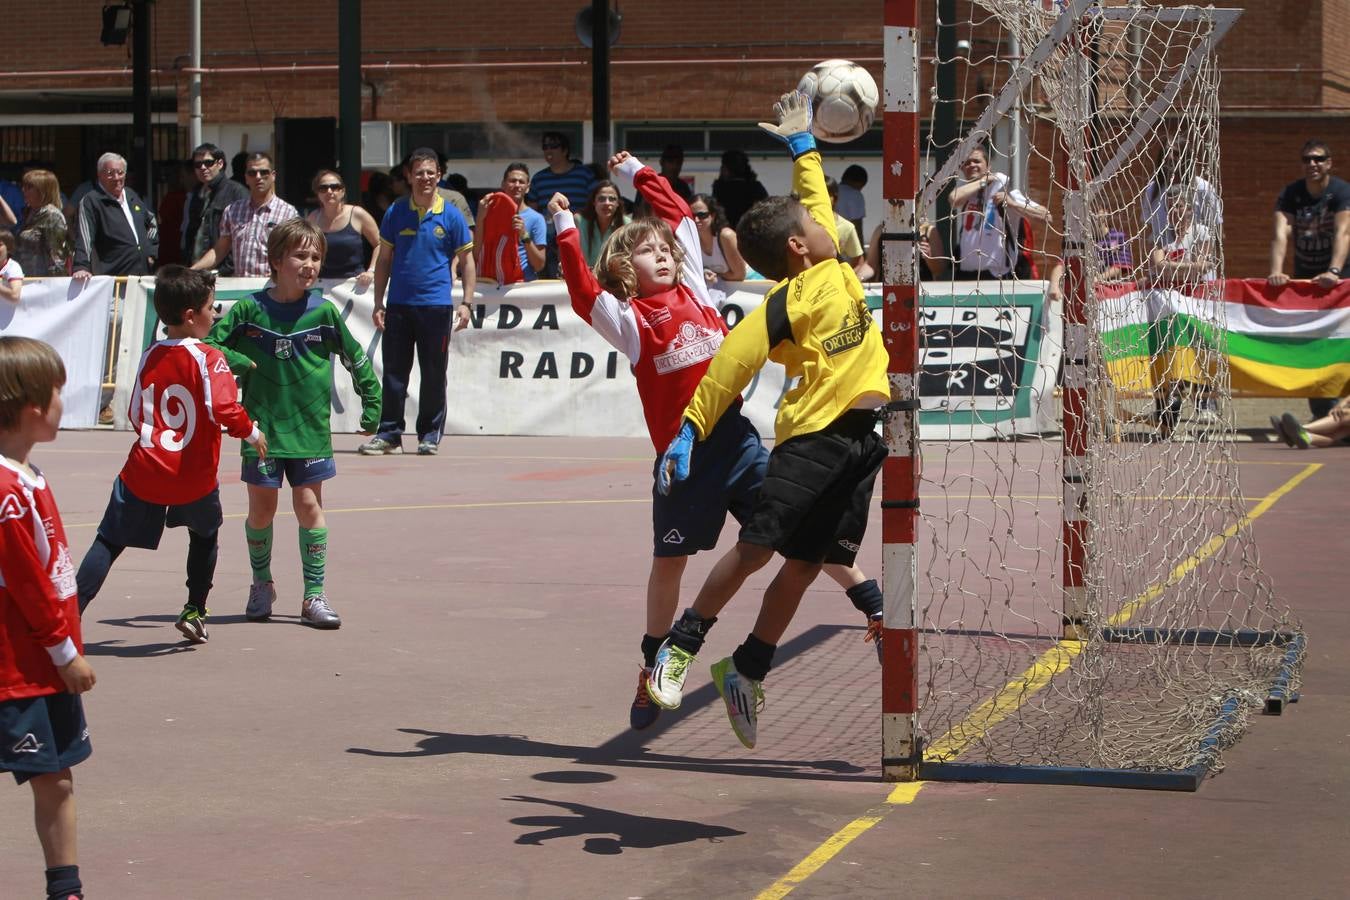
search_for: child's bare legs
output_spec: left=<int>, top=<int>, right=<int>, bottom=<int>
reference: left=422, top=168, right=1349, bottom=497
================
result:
left=293, top=482, right=325, bottom=529
left=646, top=555, right=687, bottom=639
left=823, top=563, right=865, bottom=589
left=30, top=769, right=76, bottom=867
left=749, top=558, right=823, bottom=646
left=689, top=541, right=775, bottom=621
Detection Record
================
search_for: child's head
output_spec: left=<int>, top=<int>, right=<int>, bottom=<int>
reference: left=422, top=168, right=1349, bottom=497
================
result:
left=0, top=336, right=66, bottom=434
left=736, top=196, right=836, bottom=282
left=825, top=176, right=840, bottom=208
left=0, top=231, right=13, bottom=264
left=841, top=164, right=868, bottom=189
left=593, top=217, right=686, bottom=298
left=267, top=217, right=327, bottom=290
left=154, top=264, right=216, bottom=335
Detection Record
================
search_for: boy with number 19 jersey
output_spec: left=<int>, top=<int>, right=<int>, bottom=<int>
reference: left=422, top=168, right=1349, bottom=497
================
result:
left=76, top=266, right=264, bottom=645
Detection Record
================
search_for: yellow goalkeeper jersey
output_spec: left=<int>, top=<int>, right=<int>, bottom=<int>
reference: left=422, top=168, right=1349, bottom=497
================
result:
left=682, top=150, right=890, bottom=445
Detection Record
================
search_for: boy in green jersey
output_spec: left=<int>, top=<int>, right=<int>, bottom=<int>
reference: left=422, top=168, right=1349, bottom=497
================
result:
left=209, top=218, right=380, bottom=628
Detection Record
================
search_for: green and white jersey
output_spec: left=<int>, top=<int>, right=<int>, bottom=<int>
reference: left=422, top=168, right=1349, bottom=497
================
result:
left=208, top=290, right=381, bottom=459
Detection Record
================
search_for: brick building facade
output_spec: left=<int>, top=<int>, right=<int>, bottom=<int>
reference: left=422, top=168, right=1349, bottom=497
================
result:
left=3, top=1, right=1347, bottom=275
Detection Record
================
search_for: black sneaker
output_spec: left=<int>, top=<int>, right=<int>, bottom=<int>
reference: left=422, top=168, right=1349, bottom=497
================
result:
left=630, top=667, right=661, bottom=730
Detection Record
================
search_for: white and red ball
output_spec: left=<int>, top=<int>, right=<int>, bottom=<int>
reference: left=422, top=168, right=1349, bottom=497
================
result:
left=796, top=59, right=880, bottom=144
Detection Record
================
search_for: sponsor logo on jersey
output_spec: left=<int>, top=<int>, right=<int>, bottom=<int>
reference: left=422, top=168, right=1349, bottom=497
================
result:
left=662, top=529, right=685, bottom=544
left=11, top=733, right=42, bottom=754
left=644, top=307, right=672, bottom=328
left=304, top=332, right=323, bottom=344
left=434, top=225, right=446, bottom=238
left=212, top=358, right=231, bottom=374
left=838, top=539, right=861, bottom=553
left=0, top=493, right=25, bottom=522
left=51, top=544, right=77, bottom=599
left=653, top=322, right=723, bottom=375
left=822, top=303, right=871, bottom=357
left=274, top=338, right=293, bottom=360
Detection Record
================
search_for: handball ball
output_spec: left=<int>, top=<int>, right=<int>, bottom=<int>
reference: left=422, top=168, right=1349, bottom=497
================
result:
left=797, top=59, right=879, bottom=143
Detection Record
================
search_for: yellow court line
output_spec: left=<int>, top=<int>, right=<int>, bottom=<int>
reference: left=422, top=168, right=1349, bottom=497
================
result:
left=64, top=497, right=648, bottom=529
left=756, top=461, right=1320, bottom=900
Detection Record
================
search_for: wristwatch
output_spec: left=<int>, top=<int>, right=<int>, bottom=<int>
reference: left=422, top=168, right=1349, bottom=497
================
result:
left=1330, top=267, right=1342, bottom=277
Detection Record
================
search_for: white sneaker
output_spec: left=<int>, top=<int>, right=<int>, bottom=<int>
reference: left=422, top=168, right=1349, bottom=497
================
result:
left=301, top=594, right=342, bottom=629
left=711, top=657, right=764, bottom=749
left=246, top=581, right=276, bottom=621
left=646, top=640, right=696, bottom=709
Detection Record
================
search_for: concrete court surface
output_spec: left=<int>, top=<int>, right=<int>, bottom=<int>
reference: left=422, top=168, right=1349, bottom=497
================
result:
left=0, top=430, right=1344, bottom=899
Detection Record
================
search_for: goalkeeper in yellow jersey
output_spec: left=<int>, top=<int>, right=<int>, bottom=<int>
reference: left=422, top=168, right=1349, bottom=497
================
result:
left=646, top=91, right=890, bottom=748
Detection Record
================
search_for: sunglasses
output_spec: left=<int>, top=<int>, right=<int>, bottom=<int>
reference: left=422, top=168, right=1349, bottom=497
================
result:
left=246, top=168, right=273, bottom=177
left=693, top=211, right=712, bottom=219
left=192, top=159, right=220, bottom=169
left=1303, top=155, right=1330, bottom=163
left=316, top=183, right=344, bottom=192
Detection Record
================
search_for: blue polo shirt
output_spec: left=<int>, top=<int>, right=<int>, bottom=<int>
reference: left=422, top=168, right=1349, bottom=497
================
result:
left=379, top=194, right=473, bottom=306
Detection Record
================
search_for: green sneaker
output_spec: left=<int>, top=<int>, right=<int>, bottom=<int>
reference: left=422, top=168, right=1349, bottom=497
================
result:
left=647, top=640, right=696, bottom=709
left=175, top=605, right=209, bottom=644
left=711, top=657, right=764, bottom=749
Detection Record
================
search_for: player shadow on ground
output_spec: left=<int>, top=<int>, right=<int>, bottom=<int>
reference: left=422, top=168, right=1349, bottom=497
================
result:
left=504, top=795, right=743, bottom=854
left=82, top=638, right=198, bottom=658
left=347, top=727, right=870, bottom=783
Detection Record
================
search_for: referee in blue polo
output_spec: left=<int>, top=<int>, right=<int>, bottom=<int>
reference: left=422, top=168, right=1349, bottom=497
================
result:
left=361, top=147, right=476, bottom=457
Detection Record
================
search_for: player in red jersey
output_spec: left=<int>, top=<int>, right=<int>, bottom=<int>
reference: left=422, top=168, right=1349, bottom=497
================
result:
left=0, top=336, right=96, bottom=900
left=550, top=151, right=884, bottom=732
left=75, top=266, right=266, bottom=643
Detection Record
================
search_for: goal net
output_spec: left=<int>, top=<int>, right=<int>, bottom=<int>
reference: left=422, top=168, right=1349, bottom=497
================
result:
left=896, top=1, right=1305, bottom=782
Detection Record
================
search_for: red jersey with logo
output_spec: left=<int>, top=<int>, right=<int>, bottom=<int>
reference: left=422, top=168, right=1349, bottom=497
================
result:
left=556, top=159, right=727, bottom=451
left=121, top=338, right=259, bottom=505
left=0, top=458, right=81, bottom=701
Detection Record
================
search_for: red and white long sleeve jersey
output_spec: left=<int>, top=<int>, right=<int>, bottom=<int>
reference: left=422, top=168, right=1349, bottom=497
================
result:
left=556, top=158, right=728, bottom=451
left=122, top=338, right=260, bottom=505
left=0, top=458, right=81, bottom=701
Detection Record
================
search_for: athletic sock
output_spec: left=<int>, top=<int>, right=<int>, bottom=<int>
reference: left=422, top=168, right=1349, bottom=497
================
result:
left=45, top=864, right=82, bottom=900
left=668, top=608, right=717, bottom=655
left=845, top=579, right=883, bottom=618
left=732, top=634, right=776, bottom=682
left=640, top=634, right=664, bottom=669
left=75, top=536, right=124, bottom=613
left=185, top=529, right=218, bottom=614
left=299, top=527, right=328, bottom=599
left=244, top=522, right=273, bottom=583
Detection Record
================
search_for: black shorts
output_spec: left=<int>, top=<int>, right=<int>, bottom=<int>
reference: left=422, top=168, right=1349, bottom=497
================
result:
left=652, top=409, right=767, bottom=558
left=740, top=409, right=885, bottom=566
left=96, top=477, right=222, bottom=550
left=0, top=693, right=91, bottom=784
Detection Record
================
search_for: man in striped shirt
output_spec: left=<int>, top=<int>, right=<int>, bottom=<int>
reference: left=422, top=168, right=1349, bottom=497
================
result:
left=191, top=152, right=298, bottom=278
left=526, top=132, right=597, bottom=278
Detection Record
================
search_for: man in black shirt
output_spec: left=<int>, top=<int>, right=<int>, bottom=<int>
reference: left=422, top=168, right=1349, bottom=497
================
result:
left=184, top=142, right=248, bottom=275
left=1269, top=139, right=1350, bottom=417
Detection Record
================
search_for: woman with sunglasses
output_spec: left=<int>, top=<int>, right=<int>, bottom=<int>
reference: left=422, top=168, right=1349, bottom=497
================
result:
left=689, top=193, right=747, bottom=286
left=576, top=180, right=630, bottom=267
left=306, top=170, right=381, bottom=286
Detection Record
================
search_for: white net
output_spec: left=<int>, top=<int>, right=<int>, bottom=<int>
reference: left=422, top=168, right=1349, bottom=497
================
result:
left=910, top=1, right=1304, bottom=774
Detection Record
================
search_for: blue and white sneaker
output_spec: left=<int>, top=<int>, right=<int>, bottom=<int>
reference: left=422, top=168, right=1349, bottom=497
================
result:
left=711, top=656, right=764, bottom=749
left=647, top=640, right=696, bottom=709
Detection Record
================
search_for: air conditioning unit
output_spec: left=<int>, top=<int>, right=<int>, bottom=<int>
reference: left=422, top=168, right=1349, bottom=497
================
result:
left=361, top=121, right=395, bottom=168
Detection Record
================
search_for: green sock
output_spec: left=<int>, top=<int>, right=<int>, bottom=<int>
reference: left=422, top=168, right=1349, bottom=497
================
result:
left=299, top=527, right=328, bottom=599
left=244, top=522, right=273, bottom=583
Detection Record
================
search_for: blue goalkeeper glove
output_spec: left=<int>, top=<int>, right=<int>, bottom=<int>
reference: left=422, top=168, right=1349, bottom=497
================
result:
left=657, top=420, right=696, bottom=496
left=757, top=90, right=817, bottom=158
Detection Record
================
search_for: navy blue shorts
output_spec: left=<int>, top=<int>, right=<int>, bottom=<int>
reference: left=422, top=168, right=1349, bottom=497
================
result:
left=652, top=409, right=768, bottom=558
left=241, top=456, right=337, bottom=489
left=0, top=693, right=91, bottom=784
left=740, top=409, right=886, bottom=566
left=96, top=477, right=222, bottom=550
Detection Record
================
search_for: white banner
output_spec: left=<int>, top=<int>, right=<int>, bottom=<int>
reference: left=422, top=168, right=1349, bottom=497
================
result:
left=116, top=277, right=1060, bottom=443
left=0, top=277, right=114, bottom=428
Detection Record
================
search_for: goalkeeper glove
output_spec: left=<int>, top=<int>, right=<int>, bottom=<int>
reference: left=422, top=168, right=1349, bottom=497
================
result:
left=657, top=420, right=696, bottom=496
left=757, top=90, right=817, bottom=159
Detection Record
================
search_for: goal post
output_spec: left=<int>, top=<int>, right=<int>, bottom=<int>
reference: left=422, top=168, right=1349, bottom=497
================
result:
left=879, top=1, right=1306, bottom=788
